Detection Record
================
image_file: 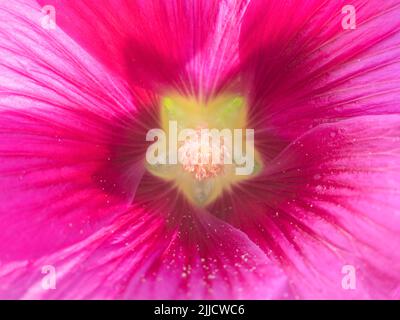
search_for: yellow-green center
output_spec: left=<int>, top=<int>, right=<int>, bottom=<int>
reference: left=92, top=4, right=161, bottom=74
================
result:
left=145, top=93, right=262, bottom=207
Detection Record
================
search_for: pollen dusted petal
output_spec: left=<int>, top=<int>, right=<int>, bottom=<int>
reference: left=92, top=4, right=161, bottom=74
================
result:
left=0, top=205, right=289, bottom=299
left=217, top=116, right=400, bottom=299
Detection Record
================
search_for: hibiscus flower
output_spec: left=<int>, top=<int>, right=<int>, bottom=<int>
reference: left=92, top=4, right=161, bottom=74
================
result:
left=0, top=0, right=399, bottom=299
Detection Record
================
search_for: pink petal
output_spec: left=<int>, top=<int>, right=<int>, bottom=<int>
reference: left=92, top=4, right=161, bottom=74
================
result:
left=240, top=0, right=400, bottom=140
left=36, top=0, right=221, bottom=96
left=217, top=115, right=400, bottom=299
left=0, top=1, right=145, bottom=261
left=0, top=203, right=288, bottom=299
left=184, top=0, right=250, bottom=96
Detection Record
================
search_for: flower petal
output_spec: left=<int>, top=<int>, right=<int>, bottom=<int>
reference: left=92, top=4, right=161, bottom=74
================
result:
left=183, top=0, right=250, bottom=96
left=240, top=0, right=400, bottom=140
left=215, top=115, right=400, bottom=299
left=0, top=1, right=146, bottom=261
left=0, top=202, right=288, bottom=299
left=36, top=0, right=221, bottom=95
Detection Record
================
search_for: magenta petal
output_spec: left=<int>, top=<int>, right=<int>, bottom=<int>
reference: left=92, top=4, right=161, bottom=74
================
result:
left=35, top=0, right=221, bottom=93
left=184, top=0, right=250, bottom=96
left=0, top=1, right=145, bottom=261
left=0, top=206, right=288, bottom=299
left=240, top=0, right=400, bottom=139
left=226, top=115, right=400, bottom=299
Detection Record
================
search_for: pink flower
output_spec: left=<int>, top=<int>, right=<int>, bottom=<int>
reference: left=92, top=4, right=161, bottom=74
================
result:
left=0, top=0, right=400, bottom=299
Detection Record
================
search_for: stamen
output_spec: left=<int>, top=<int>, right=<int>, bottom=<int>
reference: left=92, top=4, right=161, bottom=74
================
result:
left=179, top=129, right=229, bottom=181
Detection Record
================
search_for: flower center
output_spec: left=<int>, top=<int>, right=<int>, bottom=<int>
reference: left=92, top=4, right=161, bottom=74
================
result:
left=179, top=128, right=228, bottom=181
left=145, top=94, right=262, bottom=207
